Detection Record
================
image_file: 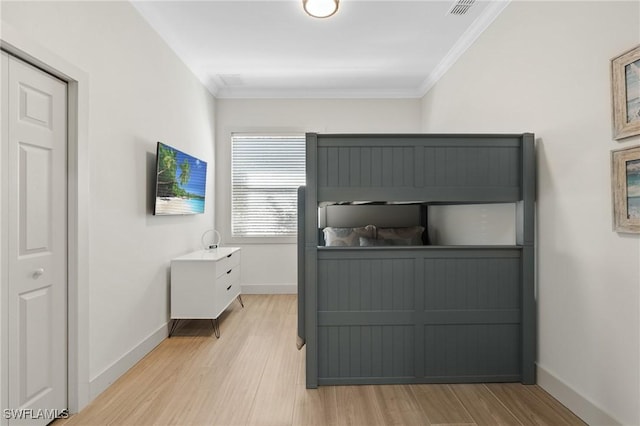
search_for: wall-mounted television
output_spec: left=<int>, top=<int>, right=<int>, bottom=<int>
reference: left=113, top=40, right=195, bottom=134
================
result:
left=154, top=142, right=207, bottom=215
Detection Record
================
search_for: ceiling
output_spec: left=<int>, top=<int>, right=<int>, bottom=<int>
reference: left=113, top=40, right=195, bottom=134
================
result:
left=131, top=0, right=510, bottom=99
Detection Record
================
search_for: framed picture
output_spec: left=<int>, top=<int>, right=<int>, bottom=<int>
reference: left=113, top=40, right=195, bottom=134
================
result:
left=612, top=145, right=640, bottom=233
left=612, top=45, right=640, bottom=140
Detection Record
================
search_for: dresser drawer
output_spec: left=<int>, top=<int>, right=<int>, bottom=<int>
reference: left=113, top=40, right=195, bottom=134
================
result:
left=214, top=266, right=241, bottom=315
left=215, top=265, right=240, bottom=293
left=216, top=250, right=241, bottom=278
left=217, top=278, right=241, bottom=304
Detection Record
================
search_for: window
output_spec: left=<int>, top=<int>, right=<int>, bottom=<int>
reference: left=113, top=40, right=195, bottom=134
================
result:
left=231, top=134, right=305, bottom=237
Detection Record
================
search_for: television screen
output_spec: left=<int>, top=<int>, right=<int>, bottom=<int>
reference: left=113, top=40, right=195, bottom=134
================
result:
left=154, top=142, right=207, bottom=215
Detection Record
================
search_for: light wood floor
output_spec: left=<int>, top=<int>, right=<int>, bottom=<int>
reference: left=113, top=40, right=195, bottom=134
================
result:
left=57, top=295, right=586, bottom=426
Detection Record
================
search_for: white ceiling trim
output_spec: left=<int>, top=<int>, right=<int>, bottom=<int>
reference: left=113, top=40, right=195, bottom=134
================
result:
left=215, top=86, right=425, bottom=99
left=418, top=0, right=511, bottom=97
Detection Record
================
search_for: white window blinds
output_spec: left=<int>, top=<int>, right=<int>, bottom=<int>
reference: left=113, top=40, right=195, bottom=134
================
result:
left=231, top=134, right=306, bottom=237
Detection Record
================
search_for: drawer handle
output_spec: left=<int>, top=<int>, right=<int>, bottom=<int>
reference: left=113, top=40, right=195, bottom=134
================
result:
left=227, top=254, right=232, bottom=258
left=226, top=285, right=232, bottom=291
left=227, top=269, right=232, bottom=274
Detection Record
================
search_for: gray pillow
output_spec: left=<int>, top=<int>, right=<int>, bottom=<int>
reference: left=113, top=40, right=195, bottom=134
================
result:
left=323, top=225, right=376, bottom=246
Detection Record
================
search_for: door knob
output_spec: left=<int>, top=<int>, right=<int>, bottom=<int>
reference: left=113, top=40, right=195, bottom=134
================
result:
left=33, top=268, right=44, bottom=279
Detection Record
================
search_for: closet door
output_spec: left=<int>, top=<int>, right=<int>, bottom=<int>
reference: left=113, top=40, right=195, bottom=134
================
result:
left=2, top=51, right=68, bottom=425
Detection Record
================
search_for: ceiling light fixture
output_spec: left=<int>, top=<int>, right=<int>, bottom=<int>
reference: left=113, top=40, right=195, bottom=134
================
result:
left=303, top=0, right=339, bottom=18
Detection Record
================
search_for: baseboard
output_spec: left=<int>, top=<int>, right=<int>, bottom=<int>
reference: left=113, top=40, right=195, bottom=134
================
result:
left=537, top=365, right=622, bottom=426
left=241, top=283, right=297, bottom=294
left=89, top=322, right=167, bottom=400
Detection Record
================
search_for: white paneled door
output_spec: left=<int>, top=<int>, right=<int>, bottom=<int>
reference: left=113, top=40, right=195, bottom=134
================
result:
left=1, top=52, right=67, bottom=425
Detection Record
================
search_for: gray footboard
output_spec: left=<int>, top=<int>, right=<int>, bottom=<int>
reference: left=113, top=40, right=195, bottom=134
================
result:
left=315, top=247, right=522, bottom=385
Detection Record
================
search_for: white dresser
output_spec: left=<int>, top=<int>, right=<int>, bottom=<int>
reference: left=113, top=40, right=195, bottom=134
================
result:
left=169, top=247, right=242, bottom=337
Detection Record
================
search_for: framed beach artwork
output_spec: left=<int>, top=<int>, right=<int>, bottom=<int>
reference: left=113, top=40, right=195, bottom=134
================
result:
left=612, top=45, right=640, bottom=140
left=153, top=142, right=208, bottom=215
left=612, top=145, right=640, bottom=233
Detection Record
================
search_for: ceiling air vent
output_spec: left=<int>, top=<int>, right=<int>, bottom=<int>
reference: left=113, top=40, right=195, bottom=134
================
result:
left=448, top=0, right=475, bottom=15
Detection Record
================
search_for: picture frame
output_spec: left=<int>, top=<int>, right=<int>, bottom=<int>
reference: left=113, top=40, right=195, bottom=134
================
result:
left=612, top=145, right=640, bottom=233
left=612, top=45, right=640, bottom=140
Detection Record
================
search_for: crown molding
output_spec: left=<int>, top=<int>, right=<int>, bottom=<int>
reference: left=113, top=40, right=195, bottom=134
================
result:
left=213, top=86, right=424, bottom=99
left=418, top=0, right=511, bottom=97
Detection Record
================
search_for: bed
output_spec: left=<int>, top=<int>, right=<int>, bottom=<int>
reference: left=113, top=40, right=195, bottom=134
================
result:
left=298, top=133, right=536, bottom=388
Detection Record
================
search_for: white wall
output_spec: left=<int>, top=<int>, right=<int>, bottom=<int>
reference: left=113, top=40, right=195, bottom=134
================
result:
left=215, top=99, right=422, bottom=292
left=420, top=1, right=639, bottom=424
left=1, top=0, right=216, bottom=401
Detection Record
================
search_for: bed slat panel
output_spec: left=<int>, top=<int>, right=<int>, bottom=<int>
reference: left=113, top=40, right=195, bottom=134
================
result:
left=424, top=257, right=520, bottom=310
left=318, top=325, right=415, bottom=379
left=424, top=324, right=520, bottom=378
left=316, top=137, right=521, bottom=202
left=317, top=257, right=416, bottom=311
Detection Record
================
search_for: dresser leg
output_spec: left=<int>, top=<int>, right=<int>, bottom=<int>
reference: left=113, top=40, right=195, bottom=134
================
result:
left=237, top=295, right=244, bottom=308
left=211, top=318, right=220, bottom=338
